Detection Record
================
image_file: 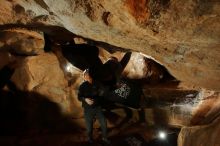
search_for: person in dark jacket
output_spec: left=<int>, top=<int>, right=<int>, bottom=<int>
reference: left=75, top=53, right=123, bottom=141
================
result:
left=78, top=69, right=110, bottom=144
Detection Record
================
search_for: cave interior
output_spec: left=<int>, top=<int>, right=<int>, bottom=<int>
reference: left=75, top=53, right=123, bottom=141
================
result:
left=0, top=0, right=220, bottom=146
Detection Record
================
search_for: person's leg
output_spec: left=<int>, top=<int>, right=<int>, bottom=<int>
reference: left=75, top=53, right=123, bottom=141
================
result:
left=96, top=108, right=108, bottom=139
left=84, top=108, right=94, bottom=141
left=96, top=108, right=111, bottom=144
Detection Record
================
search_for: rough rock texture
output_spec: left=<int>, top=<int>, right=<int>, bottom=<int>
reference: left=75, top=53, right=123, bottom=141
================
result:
left=141, top=83, right=220, bottom=127
left=190, top=91, right=220, bottom=125
left=0, top=28, right=44, bottom=55
left=11, top=53, right=70, bottom=113
left=0, top=0, right=219, bottom=90
left=177, top=91, right=220, bottom=146
left=178, top=116, right=220, bottom=146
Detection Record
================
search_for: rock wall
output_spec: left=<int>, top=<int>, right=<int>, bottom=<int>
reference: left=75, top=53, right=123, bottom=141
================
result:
left=178, top=116, right=220, bottom=146
left=0, top=28, right=44, bottom=55
left=177, top=91, right=220, bottom=146
left=11, top=53, right=70, bottom=111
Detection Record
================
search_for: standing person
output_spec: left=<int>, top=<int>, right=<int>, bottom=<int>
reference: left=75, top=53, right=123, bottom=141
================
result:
left=78, top=69, right=111, bottom=144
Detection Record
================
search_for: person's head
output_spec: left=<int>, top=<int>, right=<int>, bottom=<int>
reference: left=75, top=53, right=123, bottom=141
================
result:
left=83, top=68, right=93, bottom=83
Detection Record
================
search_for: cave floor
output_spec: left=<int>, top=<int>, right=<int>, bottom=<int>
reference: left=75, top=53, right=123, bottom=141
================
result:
left=0, top=124, right=179, bottom=146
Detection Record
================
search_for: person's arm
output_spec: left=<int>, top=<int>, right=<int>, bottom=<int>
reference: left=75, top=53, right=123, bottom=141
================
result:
left=78, top=91, right=94, bottom=105
left=78, top=83, right=85, bottom=101
left=78, top=83, right=95, bottom=105
left=120, top=51, right=132, bottom=70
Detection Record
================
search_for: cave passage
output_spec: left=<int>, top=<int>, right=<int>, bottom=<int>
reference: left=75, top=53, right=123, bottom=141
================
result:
left=0, top=30, right=192, bottom=146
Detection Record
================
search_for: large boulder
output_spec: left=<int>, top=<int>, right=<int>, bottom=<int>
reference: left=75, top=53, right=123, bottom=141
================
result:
left=11, top=53, right=70, bottom=113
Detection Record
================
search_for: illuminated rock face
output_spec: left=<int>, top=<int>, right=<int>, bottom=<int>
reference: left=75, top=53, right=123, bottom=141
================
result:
left=178, top=116, right=220, bottom=146
left=11, top=53, right=71, bottom=112
left=177, top=91, right=220, bottom=146
left=0, top=0, right=220, bottom=90
left=0, top=28, right=44, bottom=55
left=98, top=49, right=166, bottom=82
